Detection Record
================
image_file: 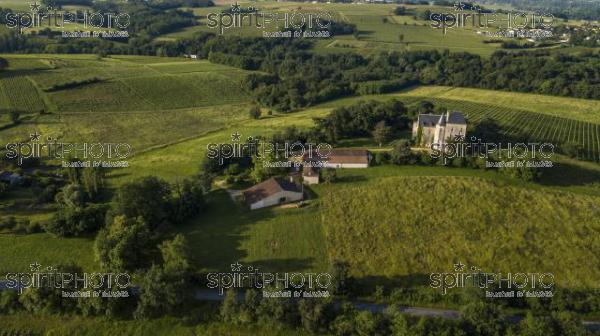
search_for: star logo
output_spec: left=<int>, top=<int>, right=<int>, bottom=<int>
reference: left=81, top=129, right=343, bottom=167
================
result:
left=231, top=132, right=241, bottom=142
left=453, top=134, right=465, bottom=142
left=453, top=261, right=465, bottom=272
left=453, top=2, right=466, bottom=11
left=30, top=131, right=41, bottom=142
left=30, top=1, right=41, bottom=11
left=231, top=2, right=241, bottom=12
left=230, top=262, right=242, bottom=272
left=30, top=262, right=41, bottom=272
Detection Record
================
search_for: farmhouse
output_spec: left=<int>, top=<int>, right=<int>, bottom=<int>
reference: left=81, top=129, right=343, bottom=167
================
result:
left=243, top=177, right=304, bottom=210
left=323, top=149, right=371, bottom=168
left=412, top=111, right=467, bottom=147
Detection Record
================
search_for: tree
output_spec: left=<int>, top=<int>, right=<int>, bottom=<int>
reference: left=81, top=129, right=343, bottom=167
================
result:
left=471, top=118, right=503, bottom=143
left=134, top=234, right=193, bottom=319
left=171, top=179, right=206, bottom=223
left=19, top=264, right=83, bottom=315
left=113, top=176, right=171, bottom=229
left=460, top=301, right=506, bottom=336
left=298, top=298, right=335, bottom=334
left=159, top=234, right=192, bottom=273
left=46, top=203, right=107, bottom=237
left=9, top=111, right=20, bottom=124
left=330, top=260, right=354, bottom=297
left=250, top=148, right=286, bottom=183
left=321, top=168, right=337, bottom=184
left=372, top=121, right=392, bottom=147
left=249, top=105, right=261, bottom=119
left=134, top=264, right=188, bottom=319
left=0, top=290, right=21, bottom=314
left=519, top=311, right=587, bottom=336
left=390, top=140, right=414, bottom=165
left=94, top=215, right=153, bottom=272
left=220, top=289, right=241, bottom=322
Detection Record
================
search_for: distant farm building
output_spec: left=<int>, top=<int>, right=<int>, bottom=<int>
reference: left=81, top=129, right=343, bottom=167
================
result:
left=412, top=111, right=467, bottom=147
left=323, top=149, right=371, bottom=168
left=243, top=177, right=304, bottom=210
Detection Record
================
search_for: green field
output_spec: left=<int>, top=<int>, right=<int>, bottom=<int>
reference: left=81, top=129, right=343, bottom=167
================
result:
left=321, top=175, right=600, bottom=289
left=0, top=233, right=96, bottom=275
left=0, top=54, right=253, bottom=152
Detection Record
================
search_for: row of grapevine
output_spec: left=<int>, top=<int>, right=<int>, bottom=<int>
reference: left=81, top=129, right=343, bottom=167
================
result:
left=0, top=73, right=47, bottom=113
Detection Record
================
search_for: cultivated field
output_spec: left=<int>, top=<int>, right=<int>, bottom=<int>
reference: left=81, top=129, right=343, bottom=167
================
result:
left=0, top=54, right=253, bottom=151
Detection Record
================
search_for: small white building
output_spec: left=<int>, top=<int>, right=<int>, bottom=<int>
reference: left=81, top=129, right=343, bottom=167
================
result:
left=243, top=177, right=304, bottom=210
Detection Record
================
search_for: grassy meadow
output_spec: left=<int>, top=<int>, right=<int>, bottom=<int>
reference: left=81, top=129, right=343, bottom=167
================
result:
left=320, top=176, right=600, bottom=289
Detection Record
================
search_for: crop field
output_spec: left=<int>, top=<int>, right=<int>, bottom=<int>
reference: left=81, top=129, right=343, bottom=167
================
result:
left=0, top=73, right=47, bottom=113
left=321, top=176, right=600, bottom=289
left=0, top=55, right=251, bottom=114
left=0, top=55, right=253, bottom=152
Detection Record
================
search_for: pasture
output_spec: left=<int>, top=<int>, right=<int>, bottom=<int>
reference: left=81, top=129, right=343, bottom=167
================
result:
left=320, top=175, right=600, bottom=289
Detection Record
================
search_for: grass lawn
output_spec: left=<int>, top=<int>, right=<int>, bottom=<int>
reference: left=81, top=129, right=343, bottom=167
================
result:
left=178, top=190, right=328, bottom=273
left=0, top=233, right=96, bottom=275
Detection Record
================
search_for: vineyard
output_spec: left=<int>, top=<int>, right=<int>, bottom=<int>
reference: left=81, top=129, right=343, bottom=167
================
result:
left=400, top=97, right=600, bottom=162
left=0, top=72, right=47, bottom=113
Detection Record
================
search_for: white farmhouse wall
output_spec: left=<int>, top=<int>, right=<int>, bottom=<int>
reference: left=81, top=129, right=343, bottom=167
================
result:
left=249, top=190, right=303, bottom=210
